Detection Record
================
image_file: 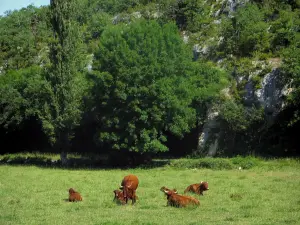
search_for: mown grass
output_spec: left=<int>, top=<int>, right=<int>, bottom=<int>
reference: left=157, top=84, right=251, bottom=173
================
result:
left=0, top=156, right=300, bottom=225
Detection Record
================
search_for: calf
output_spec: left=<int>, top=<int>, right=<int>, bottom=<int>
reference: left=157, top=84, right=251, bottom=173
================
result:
left=68, top=188, right=83, bottom=202
left=160, top=186, right=200, bottom=207
left=184, top=181, right=209, bottom=196
left=114, top=174, right=139, bottom=205
left=113, top=189, right=139, bottom=204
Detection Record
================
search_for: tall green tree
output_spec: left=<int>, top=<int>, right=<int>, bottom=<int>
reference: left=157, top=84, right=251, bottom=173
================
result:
left=91, top=19, right=228, bottom=153
left=42, top=0, right=87, bottom=163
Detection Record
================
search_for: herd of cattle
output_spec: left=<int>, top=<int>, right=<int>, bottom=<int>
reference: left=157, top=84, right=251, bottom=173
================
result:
left=68, top=174, right=209, bottom=208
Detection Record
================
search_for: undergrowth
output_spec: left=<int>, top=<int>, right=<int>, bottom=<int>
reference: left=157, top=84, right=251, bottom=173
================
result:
left=0, top=152, right=299, bottom=170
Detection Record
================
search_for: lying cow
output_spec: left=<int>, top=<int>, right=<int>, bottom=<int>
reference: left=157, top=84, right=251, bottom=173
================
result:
left=68, top=188, right=83, bottom=202
left=114, top=174, right=139, bottom=205
left=184, top=181, right=209, bottom=196
left=160, top=186, right=200, bottom=207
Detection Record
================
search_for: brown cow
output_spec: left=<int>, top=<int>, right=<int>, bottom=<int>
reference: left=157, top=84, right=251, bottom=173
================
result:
left=184, top=181, right=209, bottom=196
left=114, top=174, right=139, bottom=205
left=68, top=188, right=83, bottom=202
left=160, top=186, right=200, bottom=207
left=113, top=189, right=139, bottom=205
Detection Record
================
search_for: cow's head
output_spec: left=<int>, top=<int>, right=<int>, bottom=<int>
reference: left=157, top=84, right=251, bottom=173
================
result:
left=113, top=190, right=126, bottom=204
left=160, top=186, right=178, bottom=196
left=69, top=188, right=76, bottom=194
left=200, top=181, right=209, bottom=192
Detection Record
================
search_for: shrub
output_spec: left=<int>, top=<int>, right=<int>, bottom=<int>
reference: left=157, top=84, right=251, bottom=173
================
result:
left=169, top=158, right=234, bottom=170
left=231, top=156, right=261, bottom=169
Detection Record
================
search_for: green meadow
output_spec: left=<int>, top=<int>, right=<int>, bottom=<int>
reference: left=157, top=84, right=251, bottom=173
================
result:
left=1, top=157, right=300, bottom=225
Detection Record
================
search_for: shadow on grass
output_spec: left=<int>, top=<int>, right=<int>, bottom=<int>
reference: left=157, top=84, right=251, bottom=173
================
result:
left=0, top=153, right=171, bottom=170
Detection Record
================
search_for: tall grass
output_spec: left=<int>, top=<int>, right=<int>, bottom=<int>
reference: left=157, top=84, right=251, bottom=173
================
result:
left=0, top=157, right=300, bottom=225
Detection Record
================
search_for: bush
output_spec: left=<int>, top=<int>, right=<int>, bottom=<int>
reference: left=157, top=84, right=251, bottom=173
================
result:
left=169, top=158, right=234, bottom=170
left=231, top=156, right=261, bottom=169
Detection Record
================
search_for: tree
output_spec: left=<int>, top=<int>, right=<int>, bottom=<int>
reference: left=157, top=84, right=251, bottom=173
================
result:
left=0, top=67, right=44, bottom=129
left=219, top=3, right=271, bottom=57
left=91, top=19, right=228, bottom=153
left=218, top=100, right=265, bottom=156
left=42, top=0, right=87, bottom=164
left=0, top=5, right=49, bottom=73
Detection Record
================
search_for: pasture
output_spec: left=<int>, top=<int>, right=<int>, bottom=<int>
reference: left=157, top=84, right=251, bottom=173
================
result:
left=1, top=158, right=300, bottom=225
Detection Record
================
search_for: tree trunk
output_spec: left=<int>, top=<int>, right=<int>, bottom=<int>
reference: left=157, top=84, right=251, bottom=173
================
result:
left=60, top=151, right=68, bottom=166
left=59, top=133, right=69, bottom=166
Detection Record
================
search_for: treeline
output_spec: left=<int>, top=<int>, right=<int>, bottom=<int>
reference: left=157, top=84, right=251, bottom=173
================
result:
left=0, top=0, right=299, bottom=159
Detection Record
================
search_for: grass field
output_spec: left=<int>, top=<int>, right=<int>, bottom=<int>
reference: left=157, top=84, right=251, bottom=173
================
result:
left=1, top=157, right=300, bottom=225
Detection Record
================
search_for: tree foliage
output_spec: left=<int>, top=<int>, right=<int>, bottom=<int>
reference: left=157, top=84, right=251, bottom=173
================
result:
left=0, top=66, right=45, bottom=129
left=219, top=3, right=271, bottom=56
left=218, top=100, right=265, bottom=155
left=1, top=0, right=300, bottom=157
left=91, top=19, right=227, bottom=152
left=39, top=0, right=88, bottom=150
left=0, top=5, right=49, bottom=73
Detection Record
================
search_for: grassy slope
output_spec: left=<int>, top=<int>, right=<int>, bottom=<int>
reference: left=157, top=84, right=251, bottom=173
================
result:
left=0, top=163, right=300, bottom=225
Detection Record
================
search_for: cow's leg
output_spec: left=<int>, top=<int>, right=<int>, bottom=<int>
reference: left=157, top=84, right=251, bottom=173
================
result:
left=132, top=190, right=136, bottom=205
left=184, top=186, right=191, bottom=193
left=123, top=187, right=128, bottom=204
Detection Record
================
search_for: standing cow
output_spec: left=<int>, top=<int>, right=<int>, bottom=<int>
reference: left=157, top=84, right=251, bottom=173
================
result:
left=160, top=186, right=200, bottom=207
left=184, top=181, right=209, bottom=196
left=114, top=174, right=139, bottom=205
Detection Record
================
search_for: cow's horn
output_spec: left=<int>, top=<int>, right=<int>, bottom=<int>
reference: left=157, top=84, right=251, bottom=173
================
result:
left=200, top=181, right=203, bottom=183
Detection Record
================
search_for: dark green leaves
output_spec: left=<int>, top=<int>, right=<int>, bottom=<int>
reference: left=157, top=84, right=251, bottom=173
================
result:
left=91, top=19, right=228, bottom=152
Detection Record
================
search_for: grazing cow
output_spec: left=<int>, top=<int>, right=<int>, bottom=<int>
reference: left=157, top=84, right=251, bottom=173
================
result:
left=114, top=174, right=139, bottom=205
left=160, top=186, right=200, bottom=207
left=68, top=188, right=83, bottom=202
left=184, top=181, right=209, bottom=196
